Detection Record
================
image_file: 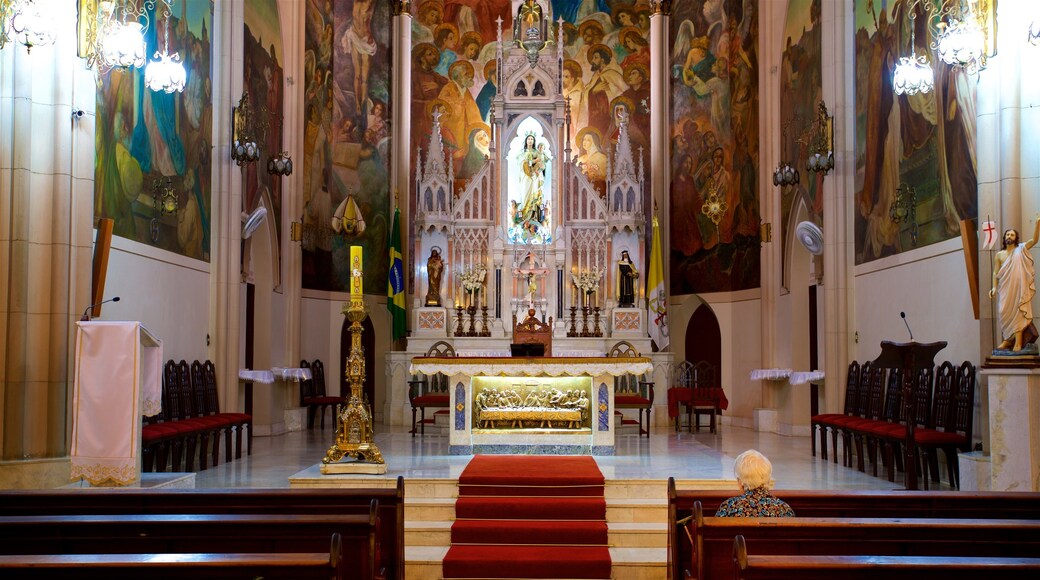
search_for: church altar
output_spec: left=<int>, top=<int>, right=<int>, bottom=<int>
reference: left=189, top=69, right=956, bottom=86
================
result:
left=410, top=356, right=652, bottom=455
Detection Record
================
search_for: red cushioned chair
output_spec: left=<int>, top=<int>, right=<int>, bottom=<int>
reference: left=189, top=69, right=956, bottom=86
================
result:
left=915, top=361, right=976, bottom=489
left=610, top=341, right=654, bottom=438
left=300, top=359, right=346, bottom=429
left=409, top=341, right=455, bottom=436
left=810, top=361, right=860, bottom=461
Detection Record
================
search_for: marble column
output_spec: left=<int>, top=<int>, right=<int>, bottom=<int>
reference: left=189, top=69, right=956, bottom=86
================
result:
left=209, top=0, right=245, bottom=415
left=821, top=0, right=852, bottom=417
left=0, top=8, right=93, bottom=484
left=391, top=0, right=413, bottom=351
left=649, top=2, right=669, bottom=273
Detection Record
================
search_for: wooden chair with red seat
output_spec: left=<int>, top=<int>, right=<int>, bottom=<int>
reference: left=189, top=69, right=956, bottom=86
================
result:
left=810, top=361, right=860, bottom=461
left=202, top=360, right=252, bottom=459
left=916, top=361, right=976, bottom=489
left=669, top=360, right=694, bottom=432
left=610, top=340, right=654, bottom=438
left=409, top=341, right=455, bottom=436
left=689, top=360, right=723, bottom=433
left=300, top=359, right=346, bottom=429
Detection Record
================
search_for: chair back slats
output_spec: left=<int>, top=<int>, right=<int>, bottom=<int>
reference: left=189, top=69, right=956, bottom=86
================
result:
left=203, top=360, right=221, bottom=414
left=951, top=361, right=977, bottom=439
left=610, top=341, right=640, bottom=394
left=427, top=343, right=455, bottom=394
left=866, top=366, right=889, bottom=420
left=300, top=360, right=315, bottom=404
left=161, top=360, right=179, bottom=422
left=842, top=361, right=861, bottom=415
left=882, top=367, right=903, bottom=422
left=930, top=361, right=957, bottom=430
left=312, top=360, right=327, bottom=397
left=674, top=360, right=694, bottom=388
left=912, top=367, right=934, bottom=427
left=176, top=360, right=197, bottom=418
left=853, top=363, right=875, bottom=418
left=190, top=361, right=207, bottom=417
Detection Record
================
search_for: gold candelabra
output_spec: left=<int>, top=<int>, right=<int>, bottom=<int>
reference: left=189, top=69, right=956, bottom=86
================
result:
left=321, top=301, right=385, bottom=472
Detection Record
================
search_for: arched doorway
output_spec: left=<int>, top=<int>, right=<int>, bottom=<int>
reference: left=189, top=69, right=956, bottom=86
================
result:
left=340, top=316, right=376, bottom=407
left=685, top=303, right=722, bottom=375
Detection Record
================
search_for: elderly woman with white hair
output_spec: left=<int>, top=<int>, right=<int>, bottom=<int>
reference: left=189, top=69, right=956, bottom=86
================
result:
left=715, top=449, right=795, bottom=517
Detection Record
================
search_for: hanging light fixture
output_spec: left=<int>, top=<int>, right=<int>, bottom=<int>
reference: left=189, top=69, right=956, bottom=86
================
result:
left=1029, top=20, right=1040, bottom=46
left=0, top=0, right=56, bottom=53
left=893, top=9, right=934, bottom=95
left=231, top=91, right=260, bottom=166
left=144, top=0, right=185, bottom=93
left=267, top=152, right=293, bottom=176
left=936, top=11, right=985, bottom=69
left=100, top=1, right=147, bottom=69
left=889, top=183, right=919, bottom=246
left=805, top=101, right=834, bottom=176
left=773, top=162, right=799, bottom=188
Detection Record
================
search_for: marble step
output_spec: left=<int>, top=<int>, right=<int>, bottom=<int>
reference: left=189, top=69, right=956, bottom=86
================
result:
left=406, top=496, right=667, bottom=524
left=403, top=478, right=459, bottom=499
left=406, top=546, right=666, bottom=580
left=405, top=520, right=667, bottom=548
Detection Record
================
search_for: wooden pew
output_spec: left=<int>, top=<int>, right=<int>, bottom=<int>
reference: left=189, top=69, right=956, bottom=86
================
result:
left=0, top=477, right=405, bottom=580
left=666, top=479, right=1040, bottom=580
left=732, top=535, right=1040, bottom=580
left=0, top=511, right=377, bottom=580
left=0, top=532, right=343, bottom=579
left=692, top=507, right=1040, bottom=580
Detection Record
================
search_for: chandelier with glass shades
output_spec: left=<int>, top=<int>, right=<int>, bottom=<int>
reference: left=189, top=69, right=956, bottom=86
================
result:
left=1029, top=19, right=1040, bottom=46
left=0, top=0, right=56, bottom=53
left=893, top=10, right=935, bottom=95
left=144, top=0, right=185, bottom=93
left=891, top=0, right=993, bottom=95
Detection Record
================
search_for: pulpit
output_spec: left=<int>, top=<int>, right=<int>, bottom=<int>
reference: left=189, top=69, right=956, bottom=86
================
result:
left=874, top=340, right=947, bottom=490
left=71, top=321, right=162, bottom=486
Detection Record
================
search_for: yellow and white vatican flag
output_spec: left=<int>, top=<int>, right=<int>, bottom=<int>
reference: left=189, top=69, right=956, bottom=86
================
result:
left=647, top=216, right=670, bottom=350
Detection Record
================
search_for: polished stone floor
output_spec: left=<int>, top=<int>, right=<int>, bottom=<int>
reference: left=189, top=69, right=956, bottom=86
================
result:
left=192, top=423, right=916, bottom=490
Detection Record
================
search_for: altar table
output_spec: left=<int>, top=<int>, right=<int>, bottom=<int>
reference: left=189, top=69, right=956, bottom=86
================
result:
left=409, top=356, right=652, bottom=455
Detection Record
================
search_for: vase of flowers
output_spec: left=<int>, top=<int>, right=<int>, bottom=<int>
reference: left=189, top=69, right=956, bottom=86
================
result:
left=459, top=265, right=487, bottom=307
left=572, top=268, right=603, bottom=307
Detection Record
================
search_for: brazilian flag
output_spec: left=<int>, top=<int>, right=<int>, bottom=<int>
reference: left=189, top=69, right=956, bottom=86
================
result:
left=387, top=207, right=407, bottom=340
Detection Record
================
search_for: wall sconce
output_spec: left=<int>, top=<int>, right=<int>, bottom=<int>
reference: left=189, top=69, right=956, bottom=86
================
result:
left=290, top=221, right=302, bottom=242
left=805, top=101, right=834, bottom=175
left=332, top=189, right=366, bottom=236
left=231, top=91, right=260, bottom=166
left=152, top=176, right=177, bottom=216
left=774, top=116, right=800, bottom=188
left=890, top=183, right=919, bottom=246
left=0, top=0, right=56, bottom=53
left=267, top=151, right=293, bottom=176
left=1029, top=20, right=1039, bottom=46
left=773, top=162, right=800, bottom=187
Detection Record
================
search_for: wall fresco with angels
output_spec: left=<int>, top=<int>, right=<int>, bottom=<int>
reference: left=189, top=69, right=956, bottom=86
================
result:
left=302, top=0, right=393, bottom=292
left=853, top=0, right=977, bottom=264
left=669, top=0, right=760, bottom=294
left=94, top=0, right=213, bottom=261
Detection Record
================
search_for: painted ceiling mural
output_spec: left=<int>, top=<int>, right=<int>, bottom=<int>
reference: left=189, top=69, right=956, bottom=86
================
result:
left=669, top=0, right=760, bottom=294
left=94, top=0, right=213, bottom=261
left=779, top=0, right=823, bottom=289
left=854, top=0, right=978, bottom=264
left=302, top=0, right=393, bottom=293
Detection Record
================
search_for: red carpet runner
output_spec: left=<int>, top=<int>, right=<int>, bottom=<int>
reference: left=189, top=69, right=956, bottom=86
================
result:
left=442, top=455, right=612, bottom=579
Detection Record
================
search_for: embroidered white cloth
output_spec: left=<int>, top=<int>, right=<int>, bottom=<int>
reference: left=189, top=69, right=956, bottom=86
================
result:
left=239, top=369, right=276, bottom=384
left=410, top=356, right=652, bottom=377
left=750, top=368, right=792, bottom=381
left=71, top=321, right=162, bottom=486
left=790, top=371, right=825, bottom=385
left=554, top=350, right=605, bottom=358
left=272, top=367, right=312, bottom=381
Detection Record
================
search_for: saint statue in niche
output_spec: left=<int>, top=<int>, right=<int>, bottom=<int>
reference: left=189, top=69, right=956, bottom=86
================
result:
left=617, top=250, right=639, bottom=308
left=508, top=124, right=553, bottom=244
left=425, top=247, right=444, bottom=307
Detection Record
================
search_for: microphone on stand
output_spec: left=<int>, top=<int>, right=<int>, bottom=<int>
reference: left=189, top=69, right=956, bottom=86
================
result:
left=81, top=296, right=120, bottom=321
left=900, top=311, right=914, bottom=341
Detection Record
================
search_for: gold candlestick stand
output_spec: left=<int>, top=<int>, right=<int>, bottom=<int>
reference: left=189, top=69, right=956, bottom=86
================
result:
left=320, top=302, right=386, bottom=474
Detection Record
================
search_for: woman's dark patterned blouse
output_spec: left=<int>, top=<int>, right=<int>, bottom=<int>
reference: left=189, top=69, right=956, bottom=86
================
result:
left=714, top=487, right=795, bottom=517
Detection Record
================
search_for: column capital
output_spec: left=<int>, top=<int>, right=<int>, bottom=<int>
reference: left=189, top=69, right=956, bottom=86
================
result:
left=650, top=1, right=671, bottom=16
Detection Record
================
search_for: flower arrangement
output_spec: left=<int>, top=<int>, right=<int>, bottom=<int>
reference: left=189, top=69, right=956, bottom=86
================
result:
left=572, top=267, right=603, bottom=293
left=459, top=264, right=487, bottom=292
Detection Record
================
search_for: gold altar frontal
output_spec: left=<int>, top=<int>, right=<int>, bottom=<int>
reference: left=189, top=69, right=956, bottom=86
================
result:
left=409, top=356, right=652, bottom=455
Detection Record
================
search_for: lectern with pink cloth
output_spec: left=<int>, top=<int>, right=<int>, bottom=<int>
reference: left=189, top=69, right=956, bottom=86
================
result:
left=71, top=321, right=163, bottom=486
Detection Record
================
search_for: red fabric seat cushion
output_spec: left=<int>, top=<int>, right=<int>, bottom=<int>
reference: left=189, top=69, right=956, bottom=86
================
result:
left=914, top=430, right=967, bottom=445
left=615, top=395, right=650, bottom=406
left=413, top=394, right=450, bottom=406
left=304, top=396, right=345, bottom=405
